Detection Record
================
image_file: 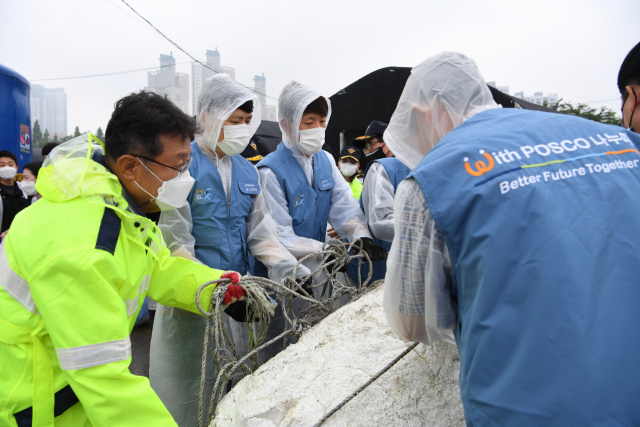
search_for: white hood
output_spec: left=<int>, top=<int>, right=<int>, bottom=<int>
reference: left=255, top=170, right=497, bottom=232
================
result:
left=195, top=73, right=262, bottom=153
left=384, top=52, right=499, bottom=170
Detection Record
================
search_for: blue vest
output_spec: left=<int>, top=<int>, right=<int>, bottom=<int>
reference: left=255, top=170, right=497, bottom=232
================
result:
left=410, top=108, right=640, bottom=426
left=252, top=143, right=334, bottom=277
left=188, top=141, right=260, bottom=274
left=348, top=158, right=409, bottom=284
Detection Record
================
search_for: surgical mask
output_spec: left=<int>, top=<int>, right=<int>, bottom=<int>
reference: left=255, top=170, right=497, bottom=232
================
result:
left=339, top=162, right=358, bottom=177
left=18, top=180, right=37, bottom=196
left=297, top=127, right=326, bottom=155
left=218, top=124, right=251, bottom=156
left=622, top=88, right=636, bottom=132
left=0, top=166, right=17, bottom=180
left=134, top=158, right=195, bottom=211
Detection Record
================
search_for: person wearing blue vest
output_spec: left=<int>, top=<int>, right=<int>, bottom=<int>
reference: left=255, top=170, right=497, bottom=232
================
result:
left=383, top=52, right=640, bottom=426
left=256, top=81, right=387, bottom=362
left=347, top=156, right=410, bottom=284
left=148, top=74, right=310, bottom=426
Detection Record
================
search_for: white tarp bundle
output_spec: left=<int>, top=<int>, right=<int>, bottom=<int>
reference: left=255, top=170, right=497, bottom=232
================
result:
left=211, top=285, right=465, bottom=427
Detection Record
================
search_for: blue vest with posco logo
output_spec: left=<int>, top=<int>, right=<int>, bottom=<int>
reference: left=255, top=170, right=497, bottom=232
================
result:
left=410, top=108, right=640, bottom=426
left=188, top=141, right=260, bottom=274
left=253, top=143, right=334, bottom=277
left=348, top=158, right=409, bottom=284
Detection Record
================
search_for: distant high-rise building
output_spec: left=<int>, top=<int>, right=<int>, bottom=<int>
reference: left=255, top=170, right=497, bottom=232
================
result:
left=191, top=49, right=220, bottom=114
left=264, top=105, right=277, bottom=122
left=497, top=86, right=509, bottom=95
left=30, top=84, right=67, bottom=138
left=253, top=74, right=267, bottom=119
left=147, top=52, right=190, bottom=114
left=222, top=66, right=236, bottom=81
left=511, top=90, right=559, bottom=107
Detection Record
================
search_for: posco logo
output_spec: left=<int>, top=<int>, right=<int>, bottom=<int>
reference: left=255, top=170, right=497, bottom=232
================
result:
left=464, top=150, right=495, bottom=177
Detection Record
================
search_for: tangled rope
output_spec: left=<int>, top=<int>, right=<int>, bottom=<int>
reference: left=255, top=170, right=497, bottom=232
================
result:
left=195, top=239, right=383, bottom=427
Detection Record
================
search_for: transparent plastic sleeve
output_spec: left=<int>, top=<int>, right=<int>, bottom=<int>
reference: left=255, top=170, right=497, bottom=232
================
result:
left=361, top=162, right=396, bottom=242
left=382, top=178, right=456, bottom=346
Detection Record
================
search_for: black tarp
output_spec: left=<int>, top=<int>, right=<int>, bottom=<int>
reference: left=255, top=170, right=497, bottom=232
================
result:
left=325, top=67, right=412, bottom=160
left=324, top=66, right=557, bottom=161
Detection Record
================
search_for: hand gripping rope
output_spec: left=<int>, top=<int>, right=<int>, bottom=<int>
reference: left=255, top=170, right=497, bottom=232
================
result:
left=193, top=239, right=413, bottom=427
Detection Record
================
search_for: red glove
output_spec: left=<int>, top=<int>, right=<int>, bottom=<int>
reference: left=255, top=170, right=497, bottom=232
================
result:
left=221, top=271, right=241, bottom=284
left=221, top=271, right=246, bottom=307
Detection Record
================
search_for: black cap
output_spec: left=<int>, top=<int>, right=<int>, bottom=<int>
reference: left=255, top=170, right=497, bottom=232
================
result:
left=340, top=146, right=362, bottom=162
left=240, top=139, right=264, bottom=163
left=353, top=121, right=388, bottom=149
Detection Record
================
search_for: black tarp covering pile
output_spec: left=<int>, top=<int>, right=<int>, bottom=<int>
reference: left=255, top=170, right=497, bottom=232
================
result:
left=256, top=67, right=557, bottom=160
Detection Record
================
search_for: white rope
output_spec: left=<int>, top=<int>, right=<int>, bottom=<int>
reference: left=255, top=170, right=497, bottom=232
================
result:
left=195, top=239, right=381, bottom=427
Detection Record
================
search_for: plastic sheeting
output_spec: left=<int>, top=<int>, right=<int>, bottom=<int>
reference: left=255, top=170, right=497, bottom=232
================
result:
left=360, top=162, right=395, bottom=242
left=384, top=52, right=499, bottom=170
left=212, top=285, right=464, bottom=427
left=195, top=73, right=262, bottom=153
left=383, top=179, right=456, bottom=346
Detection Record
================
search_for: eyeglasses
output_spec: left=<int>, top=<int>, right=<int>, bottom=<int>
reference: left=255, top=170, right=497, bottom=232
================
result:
left=132, top=154, right=192, bottom=175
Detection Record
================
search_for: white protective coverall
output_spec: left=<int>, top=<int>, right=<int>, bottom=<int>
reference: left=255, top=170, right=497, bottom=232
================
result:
left=382, top=52, right=499, bottom=345
left=256, top=81, right=372, bottom=362
left=149, top=74, right=311, bottom=427
left=259, top=81, right=372, bottom=273
left=360, top=162, right=396, bottom=242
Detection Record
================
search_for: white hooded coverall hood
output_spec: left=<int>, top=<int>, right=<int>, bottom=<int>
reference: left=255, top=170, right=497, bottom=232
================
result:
left=195, top=73, right=262, bottom=153
left=384, top=52, right=499, bottom=170
left=383, top=52, right=499, bottom=346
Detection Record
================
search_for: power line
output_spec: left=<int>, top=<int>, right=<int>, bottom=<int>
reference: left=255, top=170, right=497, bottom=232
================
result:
left=580, top=97, right=620, bottom=104
left=31, top=62, right=191, bottom=82
left=119, top=0, right=278, bottom=102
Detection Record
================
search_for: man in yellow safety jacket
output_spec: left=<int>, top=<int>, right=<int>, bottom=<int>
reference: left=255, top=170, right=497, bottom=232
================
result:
left=0, top=91, right=247, bottom=427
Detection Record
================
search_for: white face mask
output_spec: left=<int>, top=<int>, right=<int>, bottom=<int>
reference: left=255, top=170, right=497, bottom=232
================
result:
left=18, top=180, right=37, bottom=196
left=218, top=124, right=251, bottom=157
left=339, top=162, right=358, bottom=177
left=0, top=166, right=17, bottom=180
left=134, top=158, right=195, bottom=211
left=297, top=127, right=326, bottom=155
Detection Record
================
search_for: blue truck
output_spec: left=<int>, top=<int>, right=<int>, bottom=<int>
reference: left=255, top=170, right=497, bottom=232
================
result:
left=0, top=63, right=32, bottom=172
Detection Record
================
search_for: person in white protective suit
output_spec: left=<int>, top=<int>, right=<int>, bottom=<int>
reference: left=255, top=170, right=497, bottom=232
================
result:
left=383, top=52, right=640, bottom=426
left=382, top=52, right=499, bottom=347
left=255, top=81, right=387, bottom=363
left=148, top=74, right=312, bottom=427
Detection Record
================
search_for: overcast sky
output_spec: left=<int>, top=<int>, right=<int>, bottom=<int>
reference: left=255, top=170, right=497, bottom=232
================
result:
left=1, top=0, right=638, bottom=135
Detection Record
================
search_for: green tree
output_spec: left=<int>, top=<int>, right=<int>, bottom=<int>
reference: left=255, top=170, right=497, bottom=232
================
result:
left=96, top=127, right=104, bottom=140
left=33, top=120, right=43, bottom=146
left=43, top=129, right=50, bottom=143
left=53, top=134, right=59, bottom=142
left=546, top=99, right=621, bottom=126
left=74, top=126, right=81, bottom=137
left=60, top=136, right=73, bottom=142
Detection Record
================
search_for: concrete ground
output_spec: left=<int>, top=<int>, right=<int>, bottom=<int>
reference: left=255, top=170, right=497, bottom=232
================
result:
left=130, top=320, right=152, bottom=378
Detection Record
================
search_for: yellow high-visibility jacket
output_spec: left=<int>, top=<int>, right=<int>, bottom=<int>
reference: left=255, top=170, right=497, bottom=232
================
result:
left=0, top=135, right=222, bottom=427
